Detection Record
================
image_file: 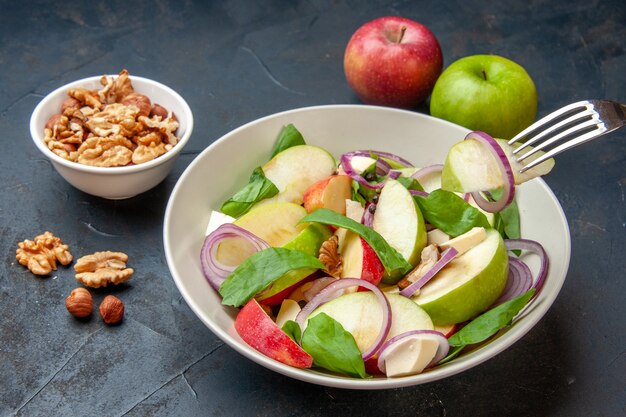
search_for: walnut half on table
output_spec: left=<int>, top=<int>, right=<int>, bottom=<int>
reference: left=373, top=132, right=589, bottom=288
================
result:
left=16, top=231, right=73, bottom=276
left=74, top=251, right=134, bottom=288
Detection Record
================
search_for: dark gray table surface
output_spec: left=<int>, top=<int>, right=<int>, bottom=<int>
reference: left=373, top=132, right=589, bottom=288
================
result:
left=1, top=1, right=624, bottom=416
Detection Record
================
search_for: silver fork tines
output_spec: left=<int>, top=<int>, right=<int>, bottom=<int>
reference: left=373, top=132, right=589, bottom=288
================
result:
left=508, top=99, right=625, bottom=172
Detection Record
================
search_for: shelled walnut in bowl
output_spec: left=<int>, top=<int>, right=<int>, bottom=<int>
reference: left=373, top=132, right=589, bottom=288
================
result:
left=30, top=70, right=193, bottom=199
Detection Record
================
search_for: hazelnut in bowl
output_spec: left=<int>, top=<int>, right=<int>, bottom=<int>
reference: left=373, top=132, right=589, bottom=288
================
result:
left=29, top=70, right=193, bottom=199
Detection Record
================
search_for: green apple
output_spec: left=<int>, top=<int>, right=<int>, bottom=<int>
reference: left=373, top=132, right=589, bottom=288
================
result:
left=412, top=229, right=508, bottom=325
left=233, top=202, right=308, bottom=247
left=260, top=145, right=337, bottom=206
left=441, top=138, right=555, bottom=193
left=372, top=179, right=427, bottom=279
left=430, top=55, right=537, bottom=139
left=308, top=292, right=433, bottom=354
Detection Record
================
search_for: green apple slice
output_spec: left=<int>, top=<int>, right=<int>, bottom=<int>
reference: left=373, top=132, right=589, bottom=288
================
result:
left=372, top=179, right=427, bottom=268
left=441, top=138, right=555, bottom=193
left=233, top=202, right=308, bottom=247
left=260, top=145, right=336, bottom=205
left=308, top=292, right=433, bottom=354
left=412, top=229, right=509, bottom=325
left=216, top=202, right=308, bottom=268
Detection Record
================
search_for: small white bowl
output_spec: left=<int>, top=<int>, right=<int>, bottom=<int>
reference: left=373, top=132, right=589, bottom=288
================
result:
left=30, top=75, right=193, bottom=199
left=164, top=105, right=571, bottom=389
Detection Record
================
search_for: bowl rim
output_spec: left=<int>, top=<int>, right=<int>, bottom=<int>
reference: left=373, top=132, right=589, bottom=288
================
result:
left=163, top=104, right=571, bottom=389
left=29, top=74, right=194, bottom=174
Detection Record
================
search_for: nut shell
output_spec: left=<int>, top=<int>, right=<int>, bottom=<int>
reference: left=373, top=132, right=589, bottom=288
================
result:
left=99, top=295, right=124, bottom=325
left=65, top=288, right=93, bottom=318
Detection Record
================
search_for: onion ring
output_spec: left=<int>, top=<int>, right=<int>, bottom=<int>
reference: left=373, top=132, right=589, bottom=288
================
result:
left=200, top=223, right=270, bottom=290
left=491, top=256, right=533, bottom=307
left=504, top=238, right=549, bottom=295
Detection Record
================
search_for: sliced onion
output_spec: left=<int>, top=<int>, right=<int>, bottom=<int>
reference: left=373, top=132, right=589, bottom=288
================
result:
left=302, top=276, right=339, bottom=302
left=491, top=256, right=533, bottom=307
left=463, top=193, right=471, bottom=202
left=344, top=150, right=414, bottom=168
left=399, top=247, right=458, bottom=298
left=409, top=189, right=429, bottom=198
left=340, top=151, right=410, bottom=190
left=504, top=239, right=549, bottom=295
left=361, top=203, right=375, bottom=227
left=411, top=164, right=443, bottom=183
left=295, top=278, right=392, bottom=361
left=376, top=330, right=449, bottom=374
left=375, top=157, right=392, bottom=176
left=465, top=131, right=515, bottom=213
left=340, top=153, right=386, bottom=190
left=200, top=223, right=270, bottom=290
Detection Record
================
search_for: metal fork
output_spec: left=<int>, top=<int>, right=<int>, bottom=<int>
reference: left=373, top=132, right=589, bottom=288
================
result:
left=508, top=99, right=626, bottom=172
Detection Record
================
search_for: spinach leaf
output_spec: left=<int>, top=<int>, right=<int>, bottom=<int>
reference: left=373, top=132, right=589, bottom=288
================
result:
left=300, top=209, right=412, bottom=278
left=282, top=320, right=302, bottom=343
left=219, top=248, right=325, bottom=307
left=350, top=180, right=367, bottom=206
left=415, top=189, right=491, bottom=237
left=448, top=289, right=535, bottom=348
left=490, top=188, right=521, bottom=240
left=396, top=176, right=425, bottom=192
left=220, top=167, right=279, bottom=218
left=271, top=124, right=306, bottom=157
left=301, top=313, right=369, bottom=378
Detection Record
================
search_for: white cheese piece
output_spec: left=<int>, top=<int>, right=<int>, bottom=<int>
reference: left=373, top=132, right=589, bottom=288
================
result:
left=427, top=228, right=450, bottom=246
left=345, top=199, right=365, bottom=222
left=205, top=210, right=236, bottom=236
left=383, top=335, right=439, bottom=377
left=275, top=299, right=302, bottom=328
left=349, top=156, right=377, bottom=174
left=439, top=227, right=487, bottom=257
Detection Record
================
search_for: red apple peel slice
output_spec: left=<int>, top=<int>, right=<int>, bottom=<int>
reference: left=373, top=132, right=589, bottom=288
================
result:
left=235, top=298, right=313, bottom=368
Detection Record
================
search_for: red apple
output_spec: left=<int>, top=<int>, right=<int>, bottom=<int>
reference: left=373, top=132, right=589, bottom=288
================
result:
left=343, top=16, right=443, bottom=108
left=235, top=298, right=313, bottom=368
left=303, top=175, right=353, bottom=214
left=340, top=231, right=385, bottom=286
left=434, top=323, right=458, bottom=338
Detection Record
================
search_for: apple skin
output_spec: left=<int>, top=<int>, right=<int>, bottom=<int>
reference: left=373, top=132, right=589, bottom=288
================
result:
left=344, top=16, right=443, bottom=108
left=340, top=232, right=385, bottom=287
left=430, top=54, right=537, bottom=139
left=235, top=298, right=313, bottom=368
left=303, top=175, right=353, bottom=215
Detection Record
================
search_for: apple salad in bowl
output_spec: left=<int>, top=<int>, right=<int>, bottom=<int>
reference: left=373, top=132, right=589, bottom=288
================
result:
left=197, top=122, right=555, bottom=379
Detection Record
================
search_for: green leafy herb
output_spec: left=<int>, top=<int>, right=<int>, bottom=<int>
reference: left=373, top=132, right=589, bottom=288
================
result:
left=271, top=124, right=306, bottom=157
left=447, top=289, right=535, bottom=349
left=396, top=176, right=425, bottom=192
left=490, top=188, right=521, bottom=240
left=219, top=248, right=325, bottom=307
left=301, top=313, right=369, bottom=378
left=220, top=167, right=279, bottom=218
left=415, top=189, right=492, bottom=237
left=282, top=320, right=302, bottom=343
left=351, top=180, right=367, bottom=206
left=300, top=208, right=412, bottom=277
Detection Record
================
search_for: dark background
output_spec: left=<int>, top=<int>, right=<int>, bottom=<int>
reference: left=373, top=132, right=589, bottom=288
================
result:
left=1, top=1, right=624, bottom=416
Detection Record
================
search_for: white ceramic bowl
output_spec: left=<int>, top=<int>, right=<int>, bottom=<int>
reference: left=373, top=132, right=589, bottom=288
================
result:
left=30, top=75, right=193, bottom=199
left=164, top=105, right=571, bottom=389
